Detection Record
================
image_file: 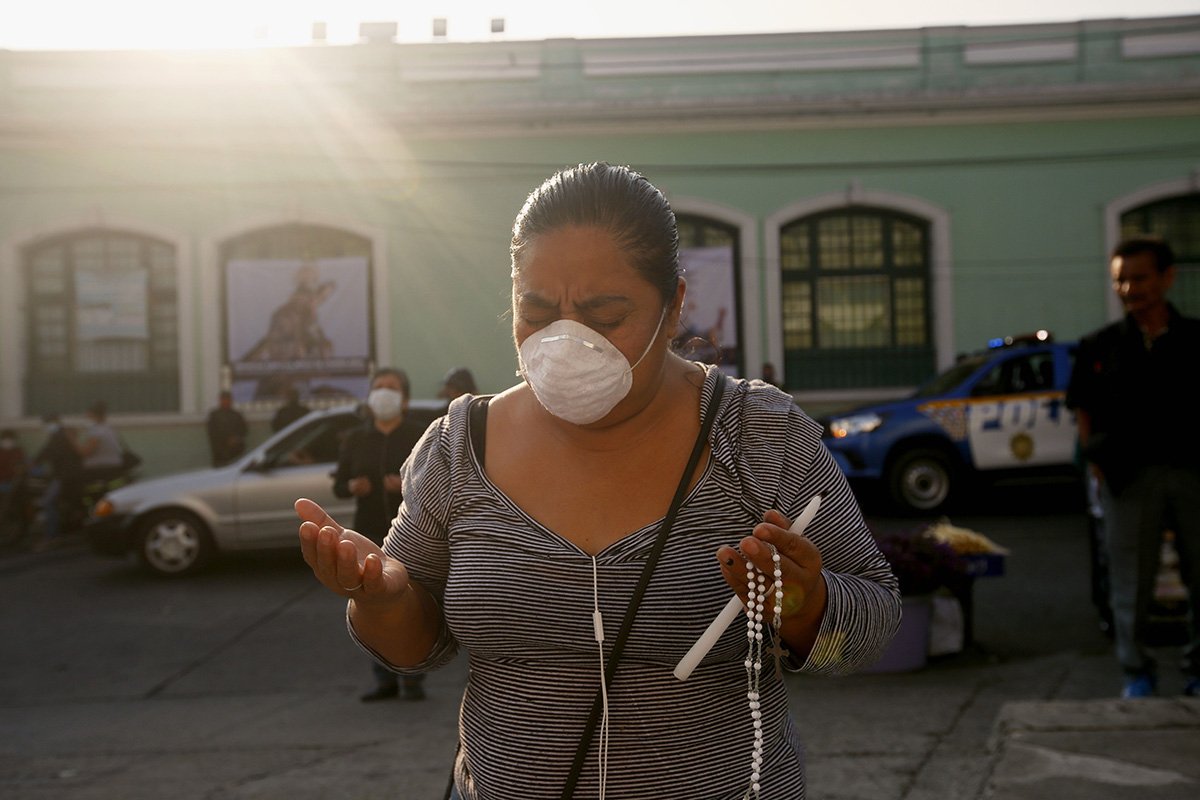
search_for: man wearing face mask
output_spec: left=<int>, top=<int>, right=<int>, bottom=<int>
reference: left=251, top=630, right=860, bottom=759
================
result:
left=333, top=367, right=429, bottom=702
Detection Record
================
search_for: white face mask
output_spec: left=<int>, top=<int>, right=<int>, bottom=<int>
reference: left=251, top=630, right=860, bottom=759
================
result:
left=518, top=309, right=665, bottom=425
left=367, top=387, right=404, bottom=421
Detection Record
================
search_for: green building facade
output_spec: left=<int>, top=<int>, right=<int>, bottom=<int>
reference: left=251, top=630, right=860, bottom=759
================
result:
left=2, top=14, right=1198, bottom=473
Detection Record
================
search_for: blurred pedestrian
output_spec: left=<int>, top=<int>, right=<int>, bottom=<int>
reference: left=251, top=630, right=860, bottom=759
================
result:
left=332, top=367, right=428, bottom=702
left=437, top=367, right=477, bottom=407
left=1066, top=235, right=1200, bottom=699
left=206, top=390, right=248, bottom=467
left=0, top=428, right=28, bottom=527
left=31, top=413, right=84, bottom=549
left=271, top=386, right=311, bottom=432
left=77, top=400, right=124, bottom=483
left=0, top=428, right=26, bottom=486
left=761, top=362, right=782, bottom=389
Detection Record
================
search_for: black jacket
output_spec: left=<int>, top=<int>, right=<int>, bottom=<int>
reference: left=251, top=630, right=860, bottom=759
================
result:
left=1066, top=303, right=1200, bottom=492
left=271, top=401, right=310, bottom=432
left=34, top=427, right=84, bottom=491
left=206, top=407, right=248, bottom=466
left=332, top=419, right=425, bottom=542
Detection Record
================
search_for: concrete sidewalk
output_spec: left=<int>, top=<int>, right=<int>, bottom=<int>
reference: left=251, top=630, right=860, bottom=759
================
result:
left=985, top=697, right=1200, bottom=800
left=785, top=646, right=1200, bottom=800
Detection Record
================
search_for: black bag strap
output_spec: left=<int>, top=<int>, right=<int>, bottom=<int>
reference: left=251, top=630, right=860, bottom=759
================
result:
left=560, top=373, right=725, bottom=799
left=468, top=395, right=492, bottom=462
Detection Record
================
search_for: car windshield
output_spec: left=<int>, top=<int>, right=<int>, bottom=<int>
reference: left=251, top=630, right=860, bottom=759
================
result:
left=260, top=411, right=359, bottom=467
left=911, top=353, right=990, bottom=398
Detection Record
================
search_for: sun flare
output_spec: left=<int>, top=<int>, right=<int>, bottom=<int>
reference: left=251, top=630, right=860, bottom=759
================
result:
left=4, top=1, right=1198, bottom=51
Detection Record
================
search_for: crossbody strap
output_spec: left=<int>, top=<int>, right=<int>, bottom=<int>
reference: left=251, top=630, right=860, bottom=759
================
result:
left=468, top=395, right=492, bottom=461
left=560, top=373, right=725, bottom=799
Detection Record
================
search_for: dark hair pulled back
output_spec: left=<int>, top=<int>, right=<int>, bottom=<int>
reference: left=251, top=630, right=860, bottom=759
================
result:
left=510, top=162, right=681, bottom=306
left=1112, top=236, right=1176, bottom=273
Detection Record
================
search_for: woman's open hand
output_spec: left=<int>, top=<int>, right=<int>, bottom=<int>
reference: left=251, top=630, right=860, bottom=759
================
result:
left=295, top=497, right=412, bottom=603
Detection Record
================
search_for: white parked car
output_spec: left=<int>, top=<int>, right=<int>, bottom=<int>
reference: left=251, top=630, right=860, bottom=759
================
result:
left=85, top=402, right=444, bottom=576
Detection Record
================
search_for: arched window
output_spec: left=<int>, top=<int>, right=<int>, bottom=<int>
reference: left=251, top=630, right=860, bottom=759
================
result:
left=675, top=214, right=744, bottom=376
left=23, top=230, right=178, bottom=414
left=1119, top=193, right=1200, bottom=315
left=779, top=207, right=933, bottom=390
left=219, top=224, right=375, bottom=406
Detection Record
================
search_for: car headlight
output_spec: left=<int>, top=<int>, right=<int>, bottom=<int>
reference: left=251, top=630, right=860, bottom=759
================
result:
left=92, top=498, right=116, bottom=518
left=828, top=413, right=883, bottom=439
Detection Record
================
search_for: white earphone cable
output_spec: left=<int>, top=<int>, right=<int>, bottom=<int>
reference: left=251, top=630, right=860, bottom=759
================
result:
left=591, top=555, right=609, bottom=800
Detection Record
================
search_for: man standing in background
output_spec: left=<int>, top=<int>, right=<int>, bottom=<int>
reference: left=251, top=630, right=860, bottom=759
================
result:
left=32, top=413, right=83, bottom=549
left=271, top=386, right=311, bottom=432
left=77, top=400, right=123, bottom=483
left=206, top=390, right=248, bottom=467
left=1066, top=236, right=1200, bottom=699
left=437, top=367, right=477, bottom=408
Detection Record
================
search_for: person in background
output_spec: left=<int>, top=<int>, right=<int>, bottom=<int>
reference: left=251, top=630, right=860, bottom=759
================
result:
left=77, top=400, right=124, bottom=483
left=437, top=367, right=477, bottom=407
left=32, top=413, right=84, bottom=549
left=206, top=390, right=248, bottom=468
left=296, top=162, right=899, bottom=798
left=761, top=362, right=783, bottom=389
left=332, top=367, right=429, bottom=702
left=271, top=386, right=311, bottom=433
left=1066, top=235, right=1200, bottom=699
left=0, top=428, right=28, bottom=527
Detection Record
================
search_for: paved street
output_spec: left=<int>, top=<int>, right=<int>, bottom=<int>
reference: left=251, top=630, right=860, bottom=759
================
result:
left=1, top=486, right=1197, bottom=799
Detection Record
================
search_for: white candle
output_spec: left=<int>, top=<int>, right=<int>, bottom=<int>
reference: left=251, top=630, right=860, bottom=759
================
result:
left=673, top=493, right=823, bottom=681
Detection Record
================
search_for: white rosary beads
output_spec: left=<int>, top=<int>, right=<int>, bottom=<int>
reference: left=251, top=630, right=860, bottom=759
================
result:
left=743, top=547, right=783, bottom=799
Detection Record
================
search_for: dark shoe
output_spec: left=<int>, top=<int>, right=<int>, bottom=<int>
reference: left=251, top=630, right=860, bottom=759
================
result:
left=359, top=684, right=400, bottom=703
left=1121, top=673, right=1156, bottom=698
left=1184, top=677, right=1200, bottom=697
left=402, top=683, right=427, bottom=701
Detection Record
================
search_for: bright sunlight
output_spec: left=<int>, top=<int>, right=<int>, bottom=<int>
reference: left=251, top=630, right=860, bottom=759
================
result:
left=3, top=0, right=1199, bottom=51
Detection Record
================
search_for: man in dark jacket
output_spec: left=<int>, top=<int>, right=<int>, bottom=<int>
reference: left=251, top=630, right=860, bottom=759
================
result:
left=333, top=367, right=427, bottom=701
left=270, top=386, right=311, bottom=433
left=206, top=390, right=248, bottom=467
left=1066, top=236, right=1200, bottom=699
left=32, top=413, right=84, bottom=548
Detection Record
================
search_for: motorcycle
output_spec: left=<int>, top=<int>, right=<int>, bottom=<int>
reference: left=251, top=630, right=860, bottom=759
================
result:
left=0, top=465, right=137, bottom=550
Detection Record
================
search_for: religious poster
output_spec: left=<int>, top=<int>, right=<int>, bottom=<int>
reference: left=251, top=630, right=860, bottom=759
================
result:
left=225, top=256, right=371, bottom=402
left=676, top=245, right=741, bottom=376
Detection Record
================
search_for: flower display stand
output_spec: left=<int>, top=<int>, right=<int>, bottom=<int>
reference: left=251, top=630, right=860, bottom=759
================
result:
left=860, top=594, right=933, bottom=674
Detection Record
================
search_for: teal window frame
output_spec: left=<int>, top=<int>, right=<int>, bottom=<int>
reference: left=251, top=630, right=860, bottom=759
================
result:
left=23, top=230, right=179, bottom=415
left=780, top=207, right=934, bottom=391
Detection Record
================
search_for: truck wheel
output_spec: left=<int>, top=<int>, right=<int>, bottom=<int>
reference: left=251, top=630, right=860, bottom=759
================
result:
left=887, top=448, right=956, bottom=513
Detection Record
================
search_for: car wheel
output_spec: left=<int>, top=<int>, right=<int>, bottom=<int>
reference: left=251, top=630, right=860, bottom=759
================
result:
left=887, top=447, right=956, bottom=513
left=136, top=510, right=215, bottom=576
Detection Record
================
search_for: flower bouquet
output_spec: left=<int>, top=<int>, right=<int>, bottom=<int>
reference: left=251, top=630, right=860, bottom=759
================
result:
left=873, top=525, right=968, bottom=596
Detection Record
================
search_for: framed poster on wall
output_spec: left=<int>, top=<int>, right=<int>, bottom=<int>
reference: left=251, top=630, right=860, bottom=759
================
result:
left=225, top=256, right=371, bottom=403
left=676, top=245, right=741, bottom=376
